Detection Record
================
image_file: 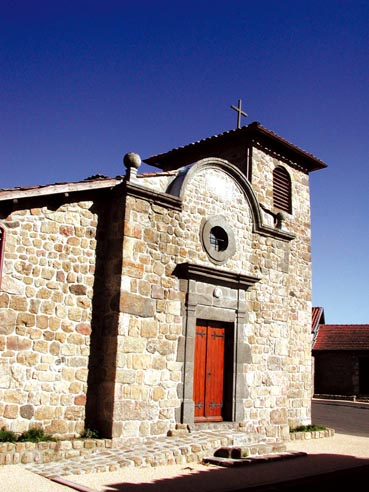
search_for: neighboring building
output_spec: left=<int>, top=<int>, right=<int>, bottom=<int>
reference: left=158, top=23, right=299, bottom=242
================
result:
left=312, top=311, right=369, bottom=397
left=311, top=306, right=325, bottom=345
left=0, top=121, right=327, bottom=446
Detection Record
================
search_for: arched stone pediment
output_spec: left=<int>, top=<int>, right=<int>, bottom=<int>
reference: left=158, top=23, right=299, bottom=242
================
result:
left=166, top=157, right=294, bottom=241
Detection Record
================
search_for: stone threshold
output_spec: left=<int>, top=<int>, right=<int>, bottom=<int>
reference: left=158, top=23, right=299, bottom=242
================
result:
left=203, top=450, right=308, bottom=468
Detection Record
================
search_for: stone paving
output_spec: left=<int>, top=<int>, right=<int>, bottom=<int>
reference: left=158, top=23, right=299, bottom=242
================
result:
left=23, top=429, right=287, bottom=478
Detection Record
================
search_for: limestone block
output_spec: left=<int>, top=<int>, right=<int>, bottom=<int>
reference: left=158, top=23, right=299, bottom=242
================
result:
left=69, top=284, right=87, bottom=295
left=76, top=323, right=91, bottom=336
left=7, top=336, right=32, bottom=351
left=124, top=222, right=142, bottom=239
left=33, top=340, right=49, bottom=353
left=49, top=342, right=60, bottom=356
left=0, top=361, right=11, bottom=389
left=146, top=340, right=173, bottom=356
left=125, top=250, right=146, bottom=270
left=4, top=404, right=19, bottom=418
left=67, top=333, right=85, bottom=345
left=159, top=398, right=179, bottom=408
left=33, top=314, right=47, bottom=329
left=270, top=407, right=287, bottom=424
left=74, top=394, right=86, bottom=406
left=20, top=405, right=34, bottom=419
left=16, top=351, right=38, bottom=367
left=150, top=420, right=168, bottom=436
left=152, top=386, right=166, bottom=401
left=76, top=298, right=90, bottom=309
left=274, top=339, right=288, bottom=356
left=119, top=292, right=155, bottom=317
left=143, top=370, right=160, bottom=386
left=40, top=221, right=59, bottom=233
left=47, top=419, right=68, bottom=434
left=68, top=357, right=87, bottom=368
left=0, top=309, right=16, bottom=335
left=68, top=307, right=83, bottom=322
left=132, top=354, right=152, bottom=370
left=117, top=400, right=156, bottom=421
left=121, top=336, right=146, bottom=353
left=40, top=301, right=54, bottom=315
left=115, top=369, right=136, bottom=384
left=140, top=319, right=159, bottom=338
left=75, top=369, right=88, bottom=382
left=64, top=406, right=84, bottom=420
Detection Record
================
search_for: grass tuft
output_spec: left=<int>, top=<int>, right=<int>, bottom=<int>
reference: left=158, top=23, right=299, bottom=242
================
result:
left=290, top=424, right=327, bottom=433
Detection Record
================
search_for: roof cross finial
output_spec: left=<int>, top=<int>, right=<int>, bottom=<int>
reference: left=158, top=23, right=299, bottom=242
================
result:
left=230, top=99, right=247, bottom=129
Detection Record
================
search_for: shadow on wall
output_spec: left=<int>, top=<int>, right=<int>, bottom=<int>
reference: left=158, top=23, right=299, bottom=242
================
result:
left=85, top=185, right=126, bottom=438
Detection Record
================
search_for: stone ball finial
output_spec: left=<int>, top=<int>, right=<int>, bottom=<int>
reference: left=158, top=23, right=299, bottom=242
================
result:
left=123, top=152, right=141, bottom=170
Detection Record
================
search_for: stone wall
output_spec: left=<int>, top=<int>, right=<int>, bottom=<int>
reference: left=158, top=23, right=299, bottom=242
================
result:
left=111, top=190, right=184, bottom=442
left=0, top=200, right=97, bottom=437
left=107, top=151, right=313, bottom=443
left=251, top=149, right=313, bottom=429
left=0, top=437, right=112, bottom=466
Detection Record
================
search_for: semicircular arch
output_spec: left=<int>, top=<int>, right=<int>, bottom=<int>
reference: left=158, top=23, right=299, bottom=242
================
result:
left=166, top=157, right=263, bottom=232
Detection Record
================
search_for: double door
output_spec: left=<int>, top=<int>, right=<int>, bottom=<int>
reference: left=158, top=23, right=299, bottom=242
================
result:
left=193, top=320, right=226, bottom=422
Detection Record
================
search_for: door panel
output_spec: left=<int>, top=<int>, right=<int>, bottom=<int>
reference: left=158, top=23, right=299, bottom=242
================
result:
left=194, top=321, right=225, bottom=422
left=193, top=324, right=207, bottom=417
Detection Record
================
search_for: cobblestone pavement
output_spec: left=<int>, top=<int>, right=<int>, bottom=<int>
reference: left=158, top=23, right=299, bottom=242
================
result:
left=23, top=429, right=287, bottom=479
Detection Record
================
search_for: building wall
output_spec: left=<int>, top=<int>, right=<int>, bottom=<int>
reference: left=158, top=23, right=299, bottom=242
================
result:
left=110, top=189, right=184, bottom=442
left=0, top=201, right=97, bottom=437
left=314, top=352, right=356, bottom=395
left=0, top=144, right=313, bottom=442
left=108, top=152, right=313, bottom=444
left=251, top=149, right=313, bottom=428
left=211, top=145, right=313, bottom=428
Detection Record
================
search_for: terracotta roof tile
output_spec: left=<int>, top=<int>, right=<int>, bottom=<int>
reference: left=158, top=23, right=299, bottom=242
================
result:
left=144, top=121, right=328, bottom=172
left=313, top=325, right=369, bottom=351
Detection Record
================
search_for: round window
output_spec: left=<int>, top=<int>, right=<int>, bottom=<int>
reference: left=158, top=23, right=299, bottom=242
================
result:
left=210, top=226, right=229, bottom=252
left=200, top=216, right=236, bottom=264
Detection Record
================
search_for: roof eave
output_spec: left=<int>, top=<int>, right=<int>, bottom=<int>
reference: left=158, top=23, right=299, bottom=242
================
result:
left=144, top=122, right=328, bottom=173
left=0, top=177, right=123, bottom=203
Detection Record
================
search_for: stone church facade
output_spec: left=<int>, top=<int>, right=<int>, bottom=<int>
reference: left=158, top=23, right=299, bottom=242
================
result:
left=0, top=122, right=327, bottom=446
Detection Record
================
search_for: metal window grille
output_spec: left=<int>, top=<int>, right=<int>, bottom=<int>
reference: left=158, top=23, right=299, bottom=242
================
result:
left=209, top=226, right=228, bottom=252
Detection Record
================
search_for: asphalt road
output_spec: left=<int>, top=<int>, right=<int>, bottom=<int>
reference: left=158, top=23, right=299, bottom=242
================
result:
left=229, top=399, right=369, bottom=492
left=229, top=464, right=369, bottom=491
left=312, top=398, right=369, bottom=437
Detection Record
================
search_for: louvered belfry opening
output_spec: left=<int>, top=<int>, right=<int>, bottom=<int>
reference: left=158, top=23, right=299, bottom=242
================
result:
left=273, top=166, right=291, bottom=213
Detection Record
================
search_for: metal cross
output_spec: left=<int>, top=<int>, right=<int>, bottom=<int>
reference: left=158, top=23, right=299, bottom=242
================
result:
left=230, top=99, right=247, bottom=129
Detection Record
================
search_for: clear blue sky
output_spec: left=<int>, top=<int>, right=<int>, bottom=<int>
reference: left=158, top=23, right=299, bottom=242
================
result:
left=1, top=1, right=368, bottom=323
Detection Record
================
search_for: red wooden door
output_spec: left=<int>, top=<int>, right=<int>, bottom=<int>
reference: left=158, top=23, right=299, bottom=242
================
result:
left=193, top=320, right=225, bottom=422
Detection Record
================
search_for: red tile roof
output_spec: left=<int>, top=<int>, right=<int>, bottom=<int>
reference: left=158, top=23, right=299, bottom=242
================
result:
left=313, top=325, right=369, bottom=351
left=144, top=121, right=328, bottom=173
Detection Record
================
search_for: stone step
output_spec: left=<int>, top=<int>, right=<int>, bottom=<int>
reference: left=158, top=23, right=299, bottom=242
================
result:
left=203, top=450, right=307, bottom=468
left=211, top=441, right=287, bottom=460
